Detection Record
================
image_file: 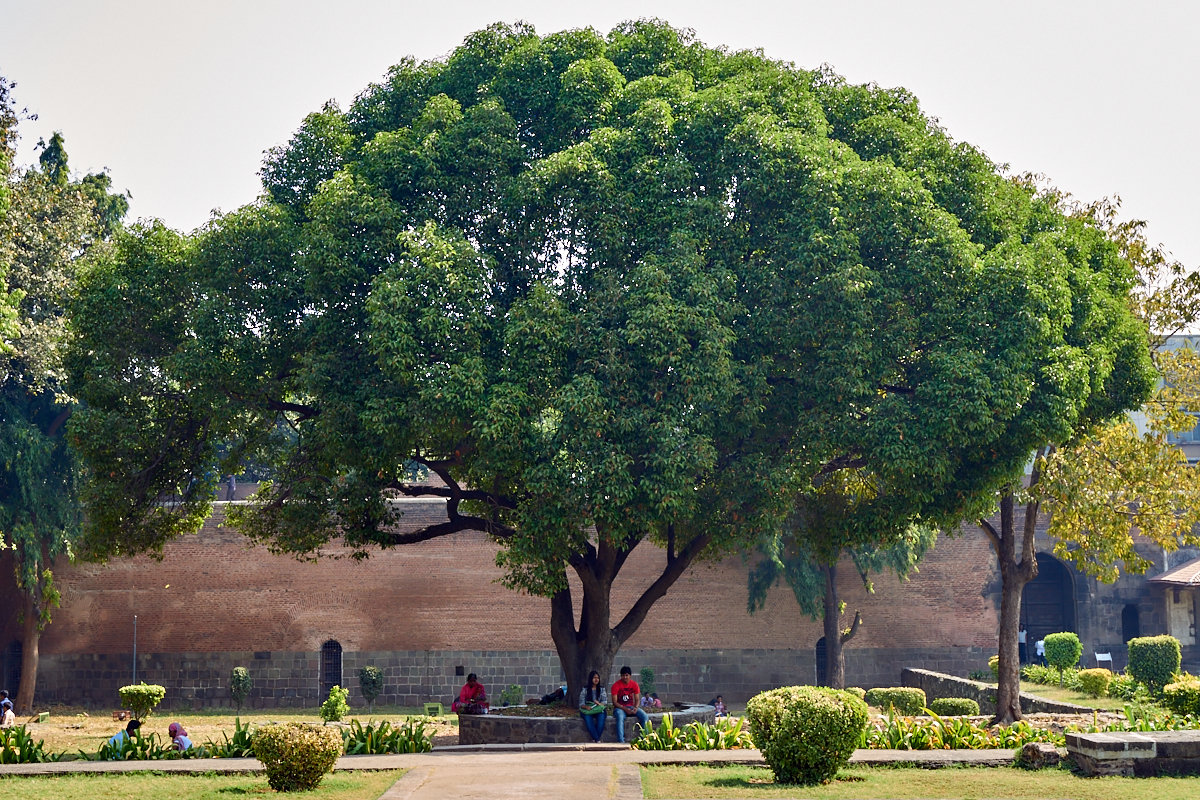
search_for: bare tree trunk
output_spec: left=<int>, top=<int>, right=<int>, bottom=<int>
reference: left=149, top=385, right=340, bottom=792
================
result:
left=822, top=565, right=844, bottom=689
left=15, top=593, right=39, bottom=715
left=819, top=563, right=862, bottom=690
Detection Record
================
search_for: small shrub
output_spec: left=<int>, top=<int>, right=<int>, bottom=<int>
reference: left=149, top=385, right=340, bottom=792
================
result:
left=988, top=655, right=999, bottom=680
left=639, top=667, right=657, bottom=696
left=118, top=683, right=166, bottom=721
left=928, top=697, right=980, bottom=716
left=1044, top=632, right=1082, bottom=684
left=746, top=686, right=868, bottom=785
left=319, top=685, right=350, bottom=723
left=358, top=666, right=384, bottom=713
left=497, top=684, right=524, bottom=707
left=631, top=713, right=685, bottom=750
left=0, top=725, right=57, bottom=764
left=863, top=687, right=926, bottom=715
left=230, top=667, right=253, bottom=712
left=206, top=717, right=255, bottom=758
left=1108, top=672, right=1143, bottom=701
left=1162, top=678, right=1200, bottom=716
left=95, top=728, right=183, bottom=761
left=341, top=718, right=432, bottom=754
left=632, top=715, right=754, bottom=751
left=845, top=687, right=866, bottom=700
left=253, top=723, right=342, bottom=791
left=1128, top=635, right=1182, bottom=692
left=1077, top=668, right=1113, bottom=698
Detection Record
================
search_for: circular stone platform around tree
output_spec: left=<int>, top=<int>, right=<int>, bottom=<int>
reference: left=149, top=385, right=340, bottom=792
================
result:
left=457, top=704, right=715, bottom=745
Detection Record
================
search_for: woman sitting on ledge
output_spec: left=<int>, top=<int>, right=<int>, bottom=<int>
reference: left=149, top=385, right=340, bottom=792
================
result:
left=579, top=670, right=607, bottom=743
left=452, top=673, right=489, bottom=714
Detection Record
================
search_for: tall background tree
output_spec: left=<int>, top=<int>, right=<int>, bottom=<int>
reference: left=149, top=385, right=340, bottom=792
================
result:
left=68, top=20, right=1151, bottom=698
left=0, top=115, right=127, bottom=711
left=980, top=192, right=1199, bottom=724
left=748, top=470, right=937, bottom=689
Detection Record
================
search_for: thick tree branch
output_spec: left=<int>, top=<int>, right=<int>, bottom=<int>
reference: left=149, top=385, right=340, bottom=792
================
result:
left=612, top=531, right=711, bottom=642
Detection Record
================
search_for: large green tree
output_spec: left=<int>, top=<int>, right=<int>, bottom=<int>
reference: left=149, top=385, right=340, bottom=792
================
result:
left=0, top=123, right=126, bottom=712
left=68, top=21, right=1152, bottom=697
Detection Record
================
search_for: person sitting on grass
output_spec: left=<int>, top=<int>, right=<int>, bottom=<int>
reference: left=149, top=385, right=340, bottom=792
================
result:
left=108, top=719, right=141, bottom=749
left=451, top=673, right=489, bottom=714
left=711, top=695, right=728, bottom=717
left=168, top=721, right=192, bottom=751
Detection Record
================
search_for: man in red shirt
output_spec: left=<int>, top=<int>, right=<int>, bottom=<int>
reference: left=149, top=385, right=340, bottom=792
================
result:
left=610, top=665, right=649, bottom=743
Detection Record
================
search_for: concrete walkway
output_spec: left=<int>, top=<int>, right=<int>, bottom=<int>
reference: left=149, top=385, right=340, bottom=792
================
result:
left=0, top=744, right=1018, bottom=799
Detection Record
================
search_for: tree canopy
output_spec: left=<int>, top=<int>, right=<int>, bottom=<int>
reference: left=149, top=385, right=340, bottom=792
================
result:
left=1, top=118, right=126, bottom=711
left=67, top=20, right=1154, bottom=694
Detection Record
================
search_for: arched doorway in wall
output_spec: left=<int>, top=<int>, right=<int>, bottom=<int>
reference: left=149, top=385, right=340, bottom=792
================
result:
left=320, top=640, right=342, bottom=699
left=1021, top=553, right=1076, bottom=645
left=814, top=637, right=827, bottom=686
left=1122, top=604, right=1141, bottom=644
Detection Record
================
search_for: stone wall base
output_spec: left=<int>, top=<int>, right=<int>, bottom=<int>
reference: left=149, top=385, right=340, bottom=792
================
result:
left=33, top=645, right=993, bottom=710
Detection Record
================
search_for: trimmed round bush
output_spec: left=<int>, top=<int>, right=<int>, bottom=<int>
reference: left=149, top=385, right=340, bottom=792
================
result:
left=988, top=655, right=999, bottom=680
left=1162, top=678, right=1200, bottom=716
left=928, top=697, right=980, bottom=716
left=119, top=683, right=167, bottom=721
left=1128, top=635, right=1182, bottom=692
left=745, top=686, right=868, bottom=786
left=1077, top=668, right=1113, bottom=698
left=1044, top=632, right=1082, bottom=678
left=253, top=722, right=342, bottom=792
left=845, top=687, right=866, bottom=700
left=863, top=687, right=926, bottom=715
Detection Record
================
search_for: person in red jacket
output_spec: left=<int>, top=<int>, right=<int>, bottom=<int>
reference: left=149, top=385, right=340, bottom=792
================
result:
left=610, top=665, right=649, bottom=743
left=452, top=673, right=489, bottom=714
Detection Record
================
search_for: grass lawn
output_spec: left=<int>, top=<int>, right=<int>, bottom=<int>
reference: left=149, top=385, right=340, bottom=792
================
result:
left=0, top=769, right=398, bottom=800
left=641, top=763, right=1200, bottom=800
left=22, top=706, right=456, bottom=756
left=1016, top=682, right=1127, bottom=711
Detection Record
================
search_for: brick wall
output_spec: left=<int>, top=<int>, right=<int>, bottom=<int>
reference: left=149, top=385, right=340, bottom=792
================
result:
left=0, top=501, right=1186, bottom=708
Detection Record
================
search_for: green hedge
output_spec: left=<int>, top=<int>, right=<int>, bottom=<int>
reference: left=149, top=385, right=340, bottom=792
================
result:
left=1128, top=635, right=1181, bottom=692
left=1162, top=678, right=1200, bottom=716
left=745, top=686, right=867, bottom=785
left=863, top=687, right=926, bottom=715
left=928, top=697, right=980, bottom=716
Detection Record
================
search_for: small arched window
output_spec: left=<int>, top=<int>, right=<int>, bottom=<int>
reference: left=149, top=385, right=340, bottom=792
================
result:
left=320, top=640, right=342, bottom=699
left=1122, top=604, right=1141, bottom=644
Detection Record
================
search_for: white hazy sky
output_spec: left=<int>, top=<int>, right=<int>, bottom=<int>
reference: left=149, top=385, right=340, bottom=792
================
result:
left=3, top=0, right=1198, bottom=269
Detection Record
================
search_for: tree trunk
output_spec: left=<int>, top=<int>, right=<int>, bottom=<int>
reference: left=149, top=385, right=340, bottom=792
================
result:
left=15, top=593, right=39, bottom=715
left=984, top=484, right=1040, bottom=725
left=550, top=530, right=711, bottom=701
left=822, top=565, right=844, bottom=689
left=819, top=562, right=862, bottom=690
